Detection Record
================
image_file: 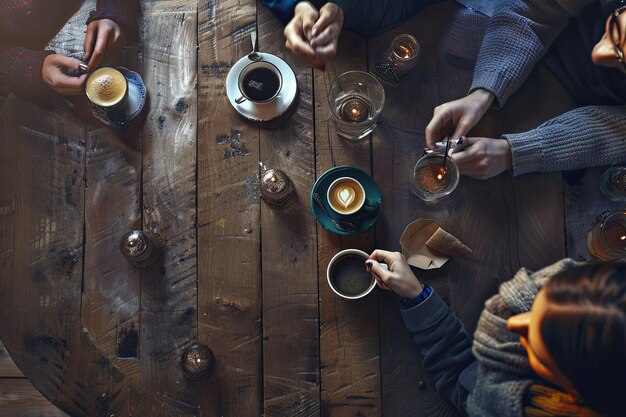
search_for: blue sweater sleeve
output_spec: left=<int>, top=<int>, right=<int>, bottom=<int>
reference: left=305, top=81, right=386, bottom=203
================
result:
left=400, top=290, right=476, bottom=414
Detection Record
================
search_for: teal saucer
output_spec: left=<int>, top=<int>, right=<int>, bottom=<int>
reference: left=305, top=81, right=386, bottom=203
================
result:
left=311, top=166, right=382, bottom=236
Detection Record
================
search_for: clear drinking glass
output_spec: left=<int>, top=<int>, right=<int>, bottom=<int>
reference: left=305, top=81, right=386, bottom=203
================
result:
left=600, top=163, right=626, bottom=201
left=410, top=153, right=460, bottom=201
left=370, top=34, right=420, bottom=87
left=588, top=211, right=626, bottom=261
left=328, top=71, right=385, bottom=141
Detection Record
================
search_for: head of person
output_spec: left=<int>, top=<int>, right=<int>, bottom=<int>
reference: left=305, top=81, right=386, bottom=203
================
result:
left=507, top=263, right=626, bottom=417
left=593, top=5, right=626, bottom=73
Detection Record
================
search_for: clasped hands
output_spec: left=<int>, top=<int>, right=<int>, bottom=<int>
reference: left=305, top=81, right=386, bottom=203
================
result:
left=43, top=18, right=124, bottom=95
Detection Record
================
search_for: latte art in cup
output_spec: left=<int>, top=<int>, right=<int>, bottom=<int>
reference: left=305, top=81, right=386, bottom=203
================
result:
left=86, top=67, right=128, bottom=108
left=327, top=177, right=366, bottom=215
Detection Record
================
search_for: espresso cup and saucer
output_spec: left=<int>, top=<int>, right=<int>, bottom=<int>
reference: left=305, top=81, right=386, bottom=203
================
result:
left=86, top=66, right=147, bottom=131
left=226, top=52, right=297, bottom=122
left=311, top=166, right=382, bottom=236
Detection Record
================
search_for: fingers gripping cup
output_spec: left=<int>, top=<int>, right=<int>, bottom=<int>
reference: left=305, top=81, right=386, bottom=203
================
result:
left=327, top=177, right=366, bottom=216
left=235, top=61, right=283, bottom=104
left=327, top=249, right=376, bottom=300
left=85, top=67, right=129, bottom=109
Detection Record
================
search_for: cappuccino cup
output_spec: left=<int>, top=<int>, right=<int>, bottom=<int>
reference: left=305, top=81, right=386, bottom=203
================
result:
left=235, top=61, right=282, bottom=104
left=327, top=177, right=366, bottom=216
left=85, top=67, right=129, bottom=109
left=327, top=249, right=376, bottom=300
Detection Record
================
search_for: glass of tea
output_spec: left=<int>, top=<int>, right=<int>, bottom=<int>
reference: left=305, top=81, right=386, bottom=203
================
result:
left=328, top=71, right=385, bottom=141
left=410, top=152, right=460, bottom=201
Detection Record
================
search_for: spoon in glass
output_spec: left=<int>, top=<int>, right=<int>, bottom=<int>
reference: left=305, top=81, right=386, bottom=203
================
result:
left=313, top=193, right=358, bottom=233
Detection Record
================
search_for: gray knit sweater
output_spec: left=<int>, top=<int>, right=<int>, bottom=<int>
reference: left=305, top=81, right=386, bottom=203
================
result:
left=471, top=0, right=626, bottom=176
left=401, top=258, right=580, bottom=416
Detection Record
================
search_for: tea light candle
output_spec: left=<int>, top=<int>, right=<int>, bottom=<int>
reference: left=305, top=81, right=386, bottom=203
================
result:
left=119, top=230, right=163, bottom=269
left=341, top=98, right=370, bottom=123
left=181, top=343, right=215, bottom=380
left=612, top=168, right=626, bottom=192
left=259, top=163, right=295, bottom=207
left=392, top=35, right=419, bottom=61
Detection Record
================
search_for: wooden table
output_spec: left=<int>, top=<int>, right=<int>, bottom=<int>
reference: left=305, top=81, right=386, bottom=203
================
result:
left=1, top=1, right=622, bottom=416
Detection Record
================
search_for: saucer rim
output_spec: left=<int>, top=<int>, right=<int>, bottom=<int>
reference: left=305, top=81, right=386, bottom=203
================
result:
left=311, top=166, right=382, bottom=236
left=226, top=53, right=298, bottom=122
left=88, top=67, right=146, bottom=127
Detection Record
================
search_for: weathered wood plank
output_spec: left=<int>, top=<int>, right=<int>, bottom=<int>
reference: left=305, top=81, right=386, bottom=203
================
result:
left=313, top=29, right=382, bottom=417
left=138, top=2, right=198, bottom=415
left=257, top=5, right=320, bottom=417
left=197, top=0, right=263, bottom=415
left=81, top=52, right=143, bottom=369
left=0, top=379, right=69, bottom=417
left=0, top=97, right=129, bottom=417
left=0, top=341, right=22, bottom=378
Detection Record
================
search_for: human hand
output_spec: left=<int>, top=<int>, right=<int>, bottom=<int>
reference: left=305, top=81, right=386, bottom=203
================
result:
left=451, top=136, right=512, bottom=180
left=425, top=88, right=495, bottom=149
left=366, top=250, right=423, bottom=299
left=284, top=2, right=344, bottom=71
left=42, top=54, right=88, bottom=95
left=84, top=18, right=124, bottom=70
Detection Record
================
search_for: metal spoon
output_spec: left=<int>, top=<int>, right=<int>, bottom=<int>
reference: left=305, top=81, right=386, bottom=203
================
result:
left=312, top=193, right=358, bottom=233
left=248, top=31, right=262, bottom=62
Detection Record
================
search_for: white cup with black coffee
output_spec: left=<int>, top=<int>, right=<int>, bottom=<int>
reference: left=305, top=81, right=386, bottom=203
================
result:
left=327, top=249, right=388, bottom=300
left=235, top=61, right=283, bottom=104
left=326, top=176, right=366, bottom=216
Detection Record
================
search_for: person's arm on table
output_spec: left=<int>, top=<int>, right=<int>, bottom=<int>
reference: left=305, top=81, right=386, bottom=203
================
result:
left=367, top=250, right=476, bottom=414
left=426, top=0, right=592, bottom=147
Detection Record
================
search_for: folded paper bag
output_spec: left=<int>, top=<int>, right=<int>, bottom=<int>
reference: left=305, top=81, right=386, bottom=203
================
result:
left=399, top=219, right=473, bottom=270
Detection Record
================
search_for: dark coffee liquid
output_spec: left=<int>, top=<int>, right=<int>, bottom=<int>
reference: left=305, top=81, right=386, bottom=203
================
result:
left=242, top=68, right=280, bottom=101
left=330, top=255, right=372, bottom=297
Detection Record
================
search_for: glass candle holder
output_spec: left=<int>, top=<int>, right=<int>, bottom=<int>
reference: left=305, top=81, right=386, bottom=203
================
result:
left=328, top=71, right=385, bottom=141
left=370, top=34, right=420, bottom=87
left=259, top=163, right=295, bottom=208
left=410, top=152, right=460, bottom=202
left=119, top=230, right=163, bottom=269
left=600, top=163, right=626, bottom=201
left=587, top=211, right=626, bottom=261
left=181, top=343, right=215, bottom=380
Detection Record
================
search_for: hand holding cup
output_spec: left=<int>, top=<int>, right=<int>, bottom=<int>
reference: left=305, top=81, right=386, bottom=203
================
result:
left=366, top=250, right=423, bottom=299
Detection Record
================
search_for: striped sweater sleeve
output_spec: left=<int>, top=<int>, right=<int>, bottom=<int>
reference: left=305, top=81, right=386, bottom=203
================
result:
left=87, top=0, right=136, bottom=32
left=0, top=47, right=53, bottom=99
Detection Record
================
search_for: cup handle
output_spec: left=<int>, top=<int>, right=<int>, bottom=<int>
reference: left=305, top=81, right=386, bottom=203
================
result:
left=235, top=95, right=247, bottom=104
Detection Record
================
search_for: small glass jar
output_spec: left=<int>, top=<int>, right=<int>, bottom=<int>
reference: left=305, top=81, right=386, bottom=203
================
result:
left=588, top=211, right=626, bottom=261
left=600, top=163, right=626, bottom=201
left=370, top=34, right=420, bottom=87
left=119, top=230, right=163, bottom=269
left=410, top=153, right=460, bottom=202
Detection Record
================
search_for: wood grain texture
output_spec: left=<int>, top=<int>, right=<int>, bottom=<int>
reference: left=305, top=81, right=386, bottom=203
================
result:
left=0, top=98, right=129, bottom=417
left=0, top=380, right=68, bottom=417
left=81, top=48, right=143, bottom=367
left=138, top=2, right=198, bottom=415
left=257, top=6, right=321, bottom=417
left=0, top=341, right=22, bottom=378
left=314, top=30, right=382, bottom=417
left=196, top=0, right=263, bottom=416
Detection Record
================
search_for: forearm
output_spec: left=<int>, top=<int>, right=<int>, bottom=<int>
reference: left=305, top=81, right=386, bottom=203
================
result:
left=401, top=290, right=476, bottom=412
left=470, top=0, right=587, bottom=108
left=504, top=105, right=626, bottom=176
left=89, top=0, right=138, bottom=32
left=0, top=47, right=53, bottom=99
